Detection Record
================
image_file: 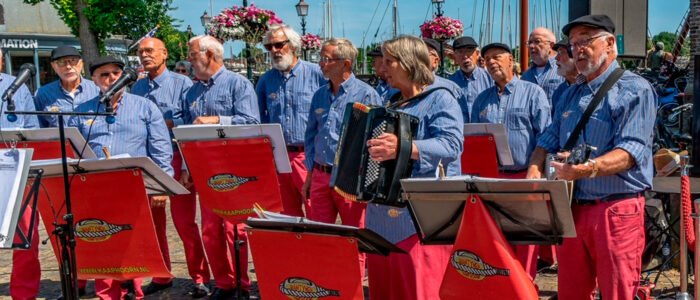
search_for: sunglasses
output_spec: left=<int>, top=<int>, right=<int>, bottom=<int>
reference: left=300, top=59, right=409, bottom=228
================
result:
left=98, top=70, right=122, bottom=78
left=264, top=40, right=289, bottom=51
left=175, top=68, right=188, bottom=74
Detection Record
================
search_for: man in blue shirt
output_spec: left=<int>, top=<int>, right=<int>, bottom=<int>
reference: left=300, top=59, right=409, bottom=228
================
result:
left=470, top=42, right=551, bottom=281
left=521, top=27, right=564, bottom=104
left=528, top=15, right=656, bottom=300
left=367, top=46, right=397, bottom=102
left=256, top=25, right=326, bottom=218
left=184, top=35, right=260, bottom=300
left=69, top=56, right=173, bottom=300
left=550, top=37, right=582, bottom=112
left=302, top=38, right=382, bottom=277
left=448, top=36, right=494, bottom=122
left=131, top=37, right=210, bottom=297
left=422, top=38, right=463, bottom=100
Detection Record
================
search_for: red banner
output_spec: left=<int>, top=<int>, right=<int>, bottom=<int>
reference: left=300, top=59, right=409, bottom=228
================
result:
left=0, top=140, right=76, bottom=160
left=35, top=169, right=171, bottom=280
left=461, top=135, right=499, bottom=178
left=179, top=137, right=282, bottom=223
left=440, top=195, right=538, bottom=299
left=247, top=229, right=363, bottom=300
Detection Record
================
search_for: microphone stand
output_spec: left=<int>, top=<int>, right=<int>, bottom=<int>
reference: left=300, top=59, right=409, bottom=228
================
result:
left=12, top=109, right=114, bottom=300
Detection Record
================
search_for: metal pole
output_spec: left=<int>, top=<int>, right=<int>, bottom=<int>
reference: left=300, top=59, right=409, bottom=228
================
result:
left=677, top=155, right=692, bottom=300
left=243, top=0, right=253, bottom=80
left=694, top=198, right=700, bottom=300
left=301, top=17, right=307, bottom=61
left=392, top=0, right=398, bottom=38
left=519, top=0, right=529, bottom=72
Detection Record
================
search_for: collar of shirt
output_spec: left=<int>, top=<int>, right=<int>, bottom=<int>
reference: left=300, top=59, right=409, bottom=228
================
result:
left=59, top=78, right=86, bottom=96
left=204, top=66, right=226, bottom=87
left=149, top=69, right=172, bottom=89
left=460, top=68, right=477, bottom=81
left=278, top=59, right=304, bottom=79
left=498, top=77, right=519, bottom=96
left=333, top=73, right=357, bottom=98
left=584, top=60, right=620, bottom=94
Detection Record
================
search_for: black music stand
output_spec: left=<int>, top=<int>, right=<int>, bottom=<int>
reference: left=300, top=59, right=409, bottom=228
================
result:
left=400, top=176, right=576, bottom=245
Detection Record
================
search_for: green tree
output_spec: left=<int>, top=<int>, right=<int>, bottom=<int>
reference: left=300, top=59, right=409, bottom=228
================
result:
left=652, top=31, right=691, bottom=56
left=23, top=0, right=177, bottom=66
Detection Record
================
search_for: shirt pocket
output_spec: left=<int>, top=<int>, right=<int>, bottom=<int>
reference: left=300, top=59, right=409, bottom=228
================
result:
left=213, top=95, right=233, bottom=112
left=507, top=108, right=529, bottom=130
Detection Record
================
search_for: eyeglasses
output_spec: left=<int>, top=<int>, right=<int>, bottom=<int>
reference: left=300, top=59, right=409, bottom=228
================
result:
left=98, top=70, right=122, bottom=78
left=527, top=39, right=552, bottom=46
left=53, top=57, right=81, bottom=67
left=263, top=40, right=289, bottom=51
left=318, top=57, right=344, bottom=63
left=187, top=50, right=206, bottom=58
left=138, top=47, right=165, bottom=55
left=175, top=68, right=188, bottom=74
left=569, top=33, right=608, bottom=52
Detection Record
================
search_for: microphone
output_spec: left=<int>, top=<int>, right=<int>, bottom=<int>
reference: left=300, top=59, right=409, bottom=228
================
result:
left=99, top=68, right=138, bottom=124
left=2, top=63, right=35, bottom=122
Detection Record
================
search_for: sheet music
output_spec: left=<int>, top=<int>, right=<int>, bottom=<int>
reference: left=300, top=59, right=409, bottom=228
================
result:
left=0, top=149, right=33, bottom=248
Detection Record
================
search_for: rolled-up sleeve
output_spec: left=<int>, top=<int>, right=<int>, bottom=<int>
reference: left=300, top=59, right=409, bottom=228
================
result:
left=613, top=81, right=656, bottom=166
left=147, top=105, right=174, bottom=177
left=220, top=79, right=260, bottom=125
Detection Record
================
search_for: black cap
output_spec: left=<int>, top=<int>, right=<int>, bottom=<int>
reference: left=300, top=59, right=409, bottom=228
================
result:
left=562, top=14, right=615, bottom=36
left=553, top=36, right=569, bottom=50
left=453, top=36, right=478, bottom=49
left=51, top=46, right=81, bottom=61
left=89, top=56, right=125, bottom=75
left=481, top=43, right=511, bottom=56
left=422, top=38, right=440, bottom=52
left=367, top=47, right=382, bottom=57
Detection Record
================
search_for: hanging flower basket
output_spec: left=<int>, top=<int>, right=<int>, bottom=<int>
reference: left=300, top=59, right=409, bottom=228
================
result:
left=206, top=4, right=283, bottom=44
left=301, top=33, right=322, bottom=51
left=420, top=16, right=464, bottom=41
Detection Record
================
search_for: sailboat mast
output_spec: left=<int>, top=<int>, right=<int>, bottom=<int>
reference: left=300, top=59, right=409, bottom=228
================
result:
left=520, top=0, right=529, bottom=72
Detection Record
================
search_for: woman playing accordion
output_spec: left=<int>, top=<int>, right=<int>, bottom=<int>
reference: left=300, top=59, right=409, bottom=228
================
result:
left=364, top=35, right=464, bottom=300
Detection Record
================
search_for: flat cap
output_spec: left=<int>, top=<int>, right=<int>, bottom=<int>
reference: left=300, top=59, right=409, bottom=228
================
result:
left=89, top=56, right=125, bottom=75
left=422, top=38, right=440, bottom=52
left=553, top=36, right=569, bottom=50
left=453, top=36, right=478, bottom=49
left=367, top=47, right=382, bottom=57
left=481, top=43, right=511, bottom=56
left=562, top=14, right=615, bottom=36
left=51, top=46, right=81, bottom=61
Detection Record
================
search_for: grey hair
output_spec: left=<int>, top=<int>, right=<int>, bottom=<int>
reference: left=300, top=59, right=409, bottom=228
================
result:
left=175, top=60, right=192, bottom=73
left=382, top=35, right=434, bottom=86
left=263, top=24, right=302, bottom=53
left=322, top=38, right=358, bottom=65
left=189, top=35, right=224, bottom=63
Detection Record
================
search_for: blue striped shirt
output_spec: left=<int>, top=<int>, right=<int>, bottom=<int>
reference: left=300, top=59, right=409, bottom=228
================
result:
left=185, top=67, right=260, bottom=125
left=0, top=73, right=39, bottom=129
left=448, top=67, right=494, bottom=122
left=375, top=79, right=398, bottom=103
left=537, top=61, right=656, bottom=199
left=367, top=87, right=464, bottom=244
left=304, top=74, right=383, bottom=170
left=34, top=78, right=100, bottom=128
left=131, top=69, right=192, bottom=128
left=471, top=78, right=551, bottom=171
left=551, top=81, right=572, bottom=113
left=68, top=93, right=174, bottom=176
left=521, top=57, right=564, bottom=104
left=256, top=60, right=326, bottom=145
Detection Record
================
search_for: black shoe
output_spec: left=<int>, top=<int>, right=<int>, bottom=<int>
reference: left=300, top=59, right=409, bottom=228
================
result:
left=57, top=287, right=86, bottom=300
left=143, top=281, right=174, bottom=295
left=209, top=288, right=234, bottom=300
left=189, top=283, right=210, bottom=298
left=232, top=288, right=250, bottom=300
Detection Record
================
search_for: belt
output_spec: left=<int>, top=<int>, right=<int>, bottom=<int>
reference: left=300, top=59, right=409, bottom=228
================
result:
left=573, top=192, right=643, bottom=205
left=286, top=145, right=304, bottom=152
left=313, top=163, right=333, bottom=174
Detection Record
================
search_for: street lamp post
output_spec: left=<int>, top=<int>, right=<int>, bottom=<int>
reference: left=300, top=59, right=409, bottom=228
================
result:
left=243, top=0, right=254, bottom=80
left=432, top=0, right=444, bottom=17
left=200, top=11, right=211, bottom=34
left=296, top=0, right=309, bottom=60
left=431, top=0, right=445, bottom=75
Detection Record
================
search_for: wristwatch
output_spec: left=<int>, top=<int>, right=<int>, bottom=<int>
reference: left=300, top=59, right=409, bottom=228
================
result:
left=585, top=159, right=599, bottom=178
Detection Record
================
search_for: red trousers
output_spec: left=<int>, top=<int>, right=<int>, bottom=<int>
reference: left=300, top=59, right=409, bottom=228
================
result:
left=367, top=234, right=451, bottom=300
left=277, top=151, right=310, bottom=217
left=306, top=170, right=367, bottom=276
left=558, top=196, right=645, bottom=300
left=201, top=207, right=250, bottom=291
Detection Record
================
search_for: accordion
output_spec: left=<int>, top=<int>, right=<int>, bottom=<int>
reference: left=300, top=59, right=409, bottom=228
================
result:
left=331, top=102, right=419, bottom=207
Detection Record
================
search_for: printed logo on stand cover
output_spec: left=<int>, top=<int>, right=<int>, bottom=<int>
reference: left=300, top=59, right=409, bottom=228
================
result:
left=207, top=173, right=257, bottom=192
left=450, top=249, right=510, bottom=281
left=74, top=219, right=133, bottom=242
left=279, top=277, right=341, bottom=299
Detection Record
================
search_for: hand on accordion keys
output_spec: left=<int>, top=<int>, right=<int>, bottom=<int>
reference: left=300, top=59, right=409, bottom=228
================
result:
left=367, top=133, right=398, bottom=162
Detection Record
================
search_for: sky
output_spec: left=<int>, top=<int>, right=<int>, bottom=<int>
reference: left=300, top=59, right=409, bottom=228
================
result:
left=169, top=0, right=689, bottom=58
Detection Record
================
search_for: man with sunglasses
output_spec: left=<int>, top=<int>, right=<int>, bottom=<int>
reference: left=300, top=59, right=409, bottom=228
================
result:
left=448, top=36, right=493, bottom=122
left=521, top=27, right=564, bottom=105
left=12, top=45, right=92, bottom=300
left=528, top=15, right=656, bottom=299
left=174, top=61, right=193, bottom=79
left=256, top=24, right=326, bottom=218
left=131, top=37, right=211, bottom=298
left=68, top=56, right=173, bottom=299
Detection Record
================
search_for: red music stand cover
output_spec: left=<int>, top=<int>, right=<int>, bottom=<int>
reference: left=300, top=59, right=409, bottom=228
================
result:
left=0, top=140, right=76, bottom=160
left=247, top=229, right=363, bottom=300
left=461, top=135, right=499, bottom=178
left=36, top=169, right=171, bottom=280
left=440, top=195, right=538, bottom=299
left=179, top=136, right=282, bottom=223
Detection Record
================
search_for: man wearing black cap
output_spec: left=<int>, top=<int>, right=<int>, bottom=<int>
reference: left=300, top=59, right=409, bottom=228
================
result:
left=448, top=36, right=493, bottom=122
left=422, top=38, right=464, bottom=104
left=471, top=42, right=551, bottom=281
left=521, top=27, right=564, bottom=104
left=68, top=56, right=173, bottom=300
left=528, top=14, right=656, bottom=300
left=550, top=37, right=581, bottom=111
left=367, top=46, right=397, bottom=101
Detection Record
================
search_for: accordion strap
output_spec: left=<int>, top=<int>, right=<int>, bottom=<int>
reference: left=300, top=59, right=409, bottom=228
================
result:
left=387, top=113, right=414, bottom=201
left=388, top=86, right=454, bottom=109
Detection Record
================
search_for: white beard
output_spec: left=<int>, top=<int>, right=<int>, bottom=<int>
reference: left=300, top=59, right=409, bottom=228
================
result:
left=579, top=51, right=608, bottom=77
left=272, top=53, right=294, bottom=71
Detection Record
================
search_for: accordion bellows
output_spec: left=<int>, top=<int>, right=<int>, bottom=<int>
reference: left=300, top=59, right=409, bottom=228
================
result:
left=331, top=102, right=418, bottom=207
